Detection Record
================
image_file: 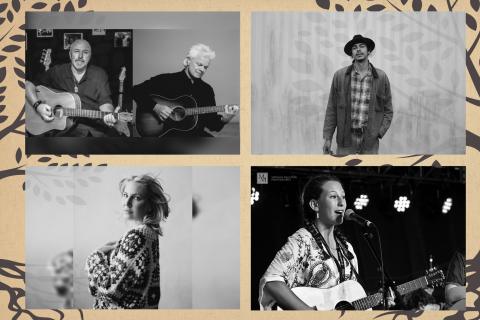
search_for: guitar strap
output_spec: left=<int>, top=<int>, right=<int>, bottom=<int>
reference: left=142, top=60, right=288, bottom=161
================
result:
left=304, top=220, right=346, bottom=282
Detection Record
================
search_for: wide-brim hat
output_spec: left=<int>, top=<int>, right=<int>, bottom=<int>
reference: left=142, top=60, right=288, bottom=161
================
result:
left=344, top=34, right=375, bottom=56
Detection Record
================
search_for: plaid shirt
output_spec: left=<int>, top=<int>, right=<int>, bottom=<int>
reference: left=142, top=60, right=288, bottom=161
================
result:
left=350, top=64, right=373, bottom=130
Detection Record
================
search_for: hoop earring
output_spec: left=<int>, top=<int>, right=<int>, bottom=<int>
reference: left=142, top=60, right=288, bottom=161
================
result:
left=315, top=212, right=320, bottom=220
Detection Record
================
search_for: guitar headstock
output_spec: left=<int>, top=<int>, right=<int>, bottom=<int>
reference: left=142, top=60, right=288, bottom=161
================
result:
left=40, top=48, right=52, bottom=71
left=119, top=66, right=126, bottom=82
left=425, top=268, right=445, bottom=288
left=224, top=104, right=239, bottom=115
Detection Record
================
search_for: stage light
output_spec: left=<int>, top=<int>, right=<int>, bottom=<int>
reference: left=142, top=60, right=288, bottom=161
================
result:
left=251, top=187, right=260, bottom=205
left=354, top=194, right=369, bottom=210
left=394, top=196, right=410, bottom=212
left=442, top=197, right=452, bottom=214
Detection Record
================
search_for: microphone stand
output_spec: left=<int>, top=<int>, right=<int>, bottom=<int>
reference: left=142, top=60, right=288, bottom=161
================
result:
left=361, top=226, right=404, bottom=309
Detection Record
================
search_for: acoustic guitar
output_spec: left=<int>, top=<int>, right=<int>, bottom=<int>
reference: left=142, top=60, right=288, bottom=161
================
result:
left=26, top=85, right=133, bottom=136
left=135, top=94, right=239, bottom=137
left=278, top=268, right=444, bottom=310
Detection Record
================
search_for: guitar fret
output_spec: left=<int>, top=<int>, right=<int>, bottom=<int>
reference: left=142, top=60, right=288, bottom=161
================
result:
left=184, top=106, right=226, bottom=116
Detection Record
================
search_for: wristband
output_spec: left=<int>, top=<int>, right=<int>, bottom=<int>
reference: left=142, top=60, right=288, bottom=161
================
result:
left=32, top=100, right=43, bottom=112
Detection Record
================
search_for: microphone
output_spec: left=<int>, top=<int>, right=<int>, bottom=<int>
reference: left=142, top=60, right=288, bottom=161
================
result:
left=344, top=209, right=375, bottom=228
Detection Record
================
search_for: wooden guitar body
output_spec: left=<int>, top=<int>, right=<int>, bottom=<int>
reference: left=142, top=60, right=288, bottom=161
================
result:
left=135, top=95, right=198, bottom=137
left=26, top=85, right=80, bottom=135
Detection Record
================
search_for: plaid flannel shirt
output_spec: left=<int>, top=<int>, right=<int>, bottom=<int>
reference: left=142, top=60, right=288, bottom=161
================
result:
left=350, top=65, right=372, bottom=130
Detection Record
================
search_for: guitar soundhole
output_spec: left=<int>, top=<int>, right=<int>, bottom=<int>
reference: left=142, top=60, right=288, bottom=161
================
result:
left=53, top=106, right=64, bottom=118
left=170, top=106, right=186, bottom=121
left=335, top=301, right=355, bottom=310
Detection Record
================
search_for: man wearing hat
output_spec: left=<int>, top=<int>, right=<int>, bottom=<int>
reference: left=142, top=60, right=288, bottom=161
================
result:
left=323, top=34, right=393, bottom=154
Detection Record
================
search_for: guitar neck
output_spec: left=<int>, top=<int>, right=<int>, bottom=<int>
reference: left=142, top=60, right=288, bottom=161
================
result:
left=352, top=276, right=428, bottom=310
left=184, top=105, right=226, bottom=116
left=118, top=81, right=124, bottom=109
left=63, top=108, right=115, bottom=120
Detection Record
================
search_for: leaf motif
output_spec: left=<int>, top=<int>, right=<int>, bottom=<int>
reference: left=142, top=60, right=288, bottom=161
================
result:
left=401, top=0, right=408, bottom=4
left=78, top=0, right=87, bottom=8
left=7, top=10, right=13, bottom=23
left=0, top=17, right=5, bottom=26
left=292, top=79, right=322, bottom=92
left=15, top=148, right=21, bottom=163
left=392, top=65, right=410, bottom=75
left=0, top=67, right=5, bottom=82
left=77, top=178, right=88, bottom=187
left=3, top=45, right=21, bottom=52
left=433, top=62, right=442, bottom=81
left=64, top=1, right=75, bottom=11
left=51, top=3, right=61, bottom=11
left=48, top=163, right=58, bottom=166
left=66, top=195, right=86, bottom=205
left=419, top=41, right=441, bottom=51
left=472, top=0, right=480, bottom=11
left=12, top=0, right=20, bottom=12
left=294, top=40, right=312, bottom=55
left=14, top=67, right=24, bottom=79
left=367, top=4, right=386, bottom=11
left=0, top=104, right=5, bottom=112
left=10, top=35, right=25, bottom=42
left=18, top=80, right=25, bottom=89
left=412, top=0, right=422, bottom=11
left=65, top=180, right=75, bottom=189
left=32, top=2, right=48, bottom=9
left=22, top=182, right=25, bottom=191
left=402, top=32, right=423, bottom=42
left=346, top=159, right=362, bottom=166
left=316, top=0, right=330, bottom=10
left=354, top=5, right=361, bottom=11
left=0, top=3, right=8, bottom=13
left=432, top=160, right=442, bottom=168
left=14, top=57, right=24, bottom=67
left=0, top=115, right=7, bottom=124
left=19, top=23, right=24, bottom=30
left=441, top=47, right=453, bottom=59
left=38, top=156, right=51, bottom=162
left=428, top=5, right=437, bottom=11
left=288, top=58, right=313, bottom=74
left=335, top=4, right=344, bottom=11
left=466, top=13, right=477, bottom=31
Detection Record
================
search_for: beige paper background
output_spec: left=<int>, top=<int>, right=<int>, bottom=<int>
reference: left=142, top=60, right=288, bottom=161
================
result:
left=0, top=0, right=479, bottom=319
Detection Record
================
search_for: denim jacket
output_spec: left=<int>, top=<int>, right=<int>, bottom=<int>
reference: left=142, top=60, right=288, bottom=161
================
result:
left=323, top=62, right=393, bottom=149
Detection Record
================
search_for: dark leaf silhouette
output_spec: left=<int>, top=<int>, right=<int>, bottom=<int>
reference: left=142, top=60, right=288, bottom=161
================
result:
left=346, top=159, right=362, bottom=166
left=354, top=5, right=361, bottom=11
left=335, top=4, right=344, bottom=11
left=12, top=0, right=20, bottom=12
left=32, top=2, right=48, bottom=9
left=51, top=3, right=61, bottom=11
left=78, top=0, right=87, bottom=8
left=472, top=0, right=480, bottom=11
left=2, top=45, right=21, bottom=52
left=466, top=13, right=477, bottom=31
left=0, top=55, right=5, bottom=63
left=38, top=157, right=51, bottom=162
left=0, top=96, right=4, bottom=103
left=367, top=4, right=385, bottom=11
left=0, top=104, right=5, bottom=112
left=22, top=181, right=25, bottom=190
left=401, top=0, right=408, bottom=4
left=14, top=57, right=24, bottom=67
left=19, top=23, right=24, bottom=30
left=0, top=67, right=5, bottom=82
left=0, top=3, right=8, bottom=13
left=66, top=195, right=86, bottom=205
left=316, top=0, right=330, bottom=9
left=64, top=1, right=75, bottom=11
left=15, top=148, right=21, bottom=163
left=7, top=10, right=13, bottom=23
left=412, top=0, right=422, bottom=11
left=18, top=80, right=25, bottom=89
left=0, top=17, right=5, bottom=26
left=48, top=163, right=58, bottom=166
left=0, top=87, right=4, bottom=94
left=10, top=34, right=25, bottom=42
left=428, top=5, right=437, bottom=11
left=432, top=160, right=442, bottom=168
left=0, top=115, right=7, bottom=124
left=14, top=67, right=25, bottom=79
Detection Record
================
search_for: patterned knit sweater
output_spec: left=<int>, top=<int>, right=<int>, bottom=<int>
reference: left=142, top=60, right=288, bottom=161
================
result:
left=85, top=224, right=160, bottom=309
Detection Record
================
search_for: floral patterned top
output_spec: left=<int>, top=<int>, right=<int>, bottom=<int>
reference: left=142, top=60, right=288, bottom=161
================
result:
left=259, top=228, right=358, bottom=310
left=85, top=224, right=160, bottom=309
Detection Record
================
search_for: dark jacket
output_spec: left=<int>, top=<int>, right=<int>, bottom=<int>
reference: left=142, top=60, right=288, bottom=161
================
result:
left=323, top=63, right=393, bottom=149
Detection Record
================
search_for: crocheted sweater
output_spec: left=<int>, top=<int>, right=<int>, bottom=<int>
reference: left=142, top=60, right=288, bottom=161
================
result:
left=85, top=224, right=160, bottom=309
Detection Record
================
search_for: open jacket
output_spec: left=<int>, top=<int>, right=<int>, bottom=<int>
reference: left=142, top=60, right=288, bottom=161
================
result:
left=323, top=63, right=393, bottom=150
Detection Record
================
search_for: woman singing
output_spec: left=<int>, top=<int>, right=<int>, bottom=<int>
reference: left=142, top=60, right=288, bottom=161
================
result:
left=85, top=174, right=170, bottom=309
left=259, top=175, right=359, bottom=310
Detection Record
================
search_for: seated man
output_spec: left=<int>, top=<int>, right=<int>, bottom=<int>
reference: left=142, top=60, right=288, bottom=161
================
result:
left=133, top=43, right=238, bottom=137
left=26, top=39, right=119, bottom=137
left=445, top=251, right=466, bottom=310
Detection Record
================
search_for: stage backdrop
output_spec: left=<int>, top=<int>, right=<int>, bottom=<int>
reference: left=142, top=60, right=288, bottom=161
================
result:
left=252, top=12, right=465, bottom=154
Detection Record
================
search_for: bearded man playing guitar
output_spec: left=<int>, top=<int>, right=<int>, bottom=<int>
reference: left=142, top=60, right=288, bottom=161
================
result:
left=133, top=43, right=239, bottom=138
left=26, top=39, right=121, bottom=137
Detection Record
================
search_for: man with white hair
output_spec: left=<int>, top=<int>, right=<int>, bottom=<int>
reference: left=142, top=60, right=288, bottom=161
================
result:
left=26, top=39, right=118, bottom=136
left=133, top=43, right=238, bottom=137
